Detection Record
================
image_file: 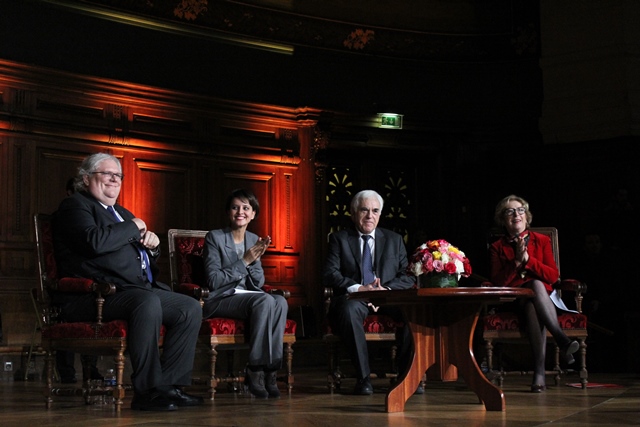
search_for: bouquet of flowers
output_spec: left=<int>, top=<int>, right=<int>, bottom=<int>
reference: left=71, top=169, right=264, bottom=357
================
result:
left=407, top=239, right=472, bottom=287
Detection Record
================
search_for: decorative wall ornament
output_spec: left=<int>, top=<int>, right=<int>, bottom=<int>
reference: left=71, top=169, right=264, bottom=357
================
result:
left=173, top=0, right=209, bottom=21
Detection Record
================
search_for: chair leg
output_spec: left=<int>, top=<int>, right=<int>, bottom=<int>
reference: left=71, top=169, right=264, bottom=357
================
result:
left=25, top=323, right=39, bottom=381
left=578, top=338, right=588, bottom=388
left=44, top=350, right=54, bottom=409
left=390, top=344, right=398, bottom=375
left=284, top=342, right=294, bottom=393
left=552, top=342, right=562, bottom=386
left=326, top=338, right=340, bottom=392
left=208, top=345, right=219, bottom=400
left=485, top=338, right=502, bottom=385
left=113, top=350, right=126, bottom=412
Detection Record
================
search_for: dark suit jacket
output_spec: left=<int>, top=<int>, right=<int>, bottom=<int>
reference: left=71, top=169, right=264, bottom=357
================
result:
left=489, top=230, right=559, bottom=292
left=53, top=191, right=167, bottom=292
left=323, top=227, right=415, bottom=297
left=202, top=227, right=265, bottom=301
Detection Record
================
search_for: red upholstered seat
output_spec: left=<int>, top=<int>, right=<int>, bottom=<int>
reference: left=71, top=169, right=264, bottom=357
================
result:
left=484, top=312, right=588, bottom=332
left=200, top=318, right=297, bottom=336
left=43, top=322, right=167, bottom=339
left=168, top=229, right=297, bottom=399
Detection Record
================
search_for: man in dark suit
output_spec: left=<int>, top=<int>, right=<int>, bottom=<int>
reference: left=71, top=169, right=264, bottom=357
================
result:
left=323, top=189, right=415, bottom=395
left=53, top=152, right=203, bottom=411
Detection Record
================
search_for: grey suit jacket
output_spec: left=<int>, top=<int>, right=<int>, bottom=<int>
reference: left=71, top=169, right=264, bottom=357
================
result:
left=323, top=227, right=415, bottom=297
left=202, top=227, right=265, bottom=301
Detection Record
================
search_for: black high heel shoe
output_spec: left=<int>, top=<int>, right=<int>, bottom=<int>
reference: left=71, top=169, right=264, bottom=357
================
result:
left=561, top=340, right=580, bottom=364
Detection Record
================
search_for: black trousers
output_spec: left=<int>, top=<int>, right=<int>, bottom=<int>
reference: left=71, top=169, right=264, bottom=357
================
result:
left=329, top=294, right=412, bottom=380
left=62, top=286, right=202, bottom=393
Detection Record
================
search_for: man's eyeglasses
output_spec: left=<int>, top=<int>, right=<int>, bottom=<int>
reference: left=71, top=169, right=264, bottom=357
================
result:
left=91, top=171, right=124, bottom=181
left=504, top=207, right=526, bottom=216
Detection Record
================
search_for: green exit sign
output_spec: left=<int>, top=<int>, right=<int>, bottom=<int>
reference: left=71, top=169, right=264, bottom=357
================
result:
left=378, top=113, right=403, bottom=129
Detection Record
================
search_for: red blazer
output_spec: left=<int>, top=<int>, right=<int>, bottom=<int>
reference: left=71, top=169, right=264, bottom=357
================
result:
left=489, top=230, right=559, bottom=292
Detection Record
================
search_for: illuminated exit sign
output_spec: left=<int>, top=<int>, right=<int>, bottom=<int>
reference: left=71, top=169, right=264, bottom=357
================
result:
left=378, top=113, right=403, bottom=129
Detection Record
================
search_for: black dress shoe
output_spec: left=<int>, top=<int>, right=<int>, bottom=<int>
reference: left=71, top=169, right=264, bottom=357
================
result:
left=264, top=370, right=281, bottom=398
left=245, top=368, right=269, bottom=398
left=131, top=391, right=178, bottom=411
left=353, top=377, right=373, bottom=395
left=414, top=383, right=425, bottom=395
left=530, top=384, right=546, bottom=393
left=162, top=387, right=204, bottom=407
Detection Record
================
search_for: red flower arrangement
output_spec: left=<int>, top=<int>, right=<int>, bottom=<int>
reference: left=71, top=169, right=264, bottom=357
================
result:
left=407, top=239, right=472, bottom=284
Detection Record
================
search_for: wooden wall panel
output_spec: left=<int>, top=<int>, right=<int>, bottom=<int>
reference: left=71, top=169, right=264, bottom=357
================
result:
left=0, top=60, right=321, bottom=349
left=128, top=156, right=192, bottom=237
left=35, top=148, right=87, bottom=215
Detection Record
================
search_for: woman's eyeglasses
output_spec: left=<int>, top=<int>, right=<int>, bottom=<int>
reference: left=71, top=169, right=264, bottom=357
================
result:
left=504, top=207, right=526, bottom=216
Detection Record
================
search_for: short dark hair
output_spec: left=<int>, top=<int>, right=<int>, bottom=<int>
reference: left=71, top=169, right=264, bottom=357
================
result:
left=226, top=188, right=260, bottom=217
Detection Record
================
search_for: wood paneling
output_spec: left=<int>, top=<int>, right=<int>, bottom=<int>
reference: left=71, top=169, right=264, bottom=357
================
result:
left=0, top=60, right=320, bottom=349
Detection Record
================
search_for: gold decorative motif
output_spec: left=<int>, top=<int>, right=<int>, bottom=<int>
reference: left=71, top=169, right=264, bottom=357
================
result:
left=174, top=0, right=209, bottom=21
left=343, top=29, right=375, bottom=50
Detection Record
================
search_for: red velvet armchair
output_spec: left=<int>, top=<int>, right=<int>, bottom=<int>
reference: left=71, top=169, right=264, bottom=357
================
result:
left=167, top=229, right=297, bottom=399
left=34, top=213, right=166, bottom=411
left=481, top=227, right=589, bottom=388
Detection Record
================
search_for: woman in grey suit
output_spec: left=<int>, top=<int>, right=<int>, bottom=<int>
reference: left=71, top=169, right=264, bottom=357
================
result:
left=202, top=189, right=288, bottom=398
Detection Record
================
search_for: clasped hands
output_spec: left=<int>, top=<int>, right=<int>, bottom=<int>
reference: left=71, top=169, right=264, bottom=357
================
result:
left=132, top=217, right=159, bottom=250
left=359, top=278, right=385, bottom=312
left=358, top=278, right=386, bottom=292
left=513, top=235, right=529, bottom=266
left=243, top=236, right=271, bottom=265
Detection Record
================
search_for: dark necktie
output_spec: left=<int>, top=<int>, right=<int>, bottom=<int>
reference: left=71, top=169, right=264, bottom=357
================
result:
left=361, top=235, right=375, bottom=285
left=107, top=205, right=153, bottom=283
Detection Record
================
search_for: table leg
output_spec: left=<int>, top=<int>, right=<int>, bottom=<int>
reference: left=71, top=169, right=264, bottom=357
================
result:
left=385, top=308, right=435, bottom=413
left=447, top=304, right=505, bottom=411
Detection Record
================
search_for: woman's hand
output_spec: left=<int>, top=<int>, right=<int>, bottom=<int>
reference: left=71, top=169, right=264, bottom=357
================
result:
left=243, top=236, right=271, bottom=265
left=514, top=236, right=529, bottom=266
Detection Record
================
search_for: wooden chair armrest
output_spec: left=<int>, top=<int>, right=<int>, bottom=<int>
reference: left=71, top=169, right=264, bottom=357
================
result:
left=554, top=279, right=587, bottom=294
left=176, top=283, right=210, bottom=300
left=266, top=288, right=290, bottom=299
left=553, top=279, right=587, bottom=313
left=91, top=281, right=117, bottom=296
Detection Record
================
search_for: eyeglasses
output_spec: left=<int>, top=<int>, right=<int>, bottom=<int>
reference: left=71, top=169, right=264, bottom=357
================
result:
left=91, top=171, right=124, bottom=181
left=504, top=207, right=527, bottom=216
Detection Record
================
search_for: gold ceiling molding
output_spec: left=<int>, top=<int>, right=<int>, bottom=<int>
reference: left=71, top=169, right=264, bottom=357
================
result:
left=40, top=0, right=295, bottom=54
left=38, top=0, right=538, bottom=61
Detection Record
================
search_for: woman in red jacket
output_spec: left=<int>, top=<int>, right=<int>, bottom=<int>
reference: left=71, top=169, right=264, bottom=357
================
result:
left=489, top=194, right=579, bottom=392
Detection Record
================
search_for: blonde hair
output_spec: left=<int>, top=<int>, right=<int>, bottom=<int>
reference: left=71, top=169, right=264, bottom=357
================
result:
left=493, top=194, right=533, bottom=227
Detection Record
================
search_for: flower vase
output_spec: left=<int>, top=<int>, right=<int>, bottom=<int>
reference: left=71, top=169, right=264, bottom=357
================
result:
left=419, top=273, right=458, bottom=288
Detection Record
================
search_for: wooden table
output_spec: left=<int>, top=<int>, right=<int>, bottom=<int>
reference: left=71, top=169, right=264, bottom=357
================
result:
left=350, top=287, right=533, bottom=413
